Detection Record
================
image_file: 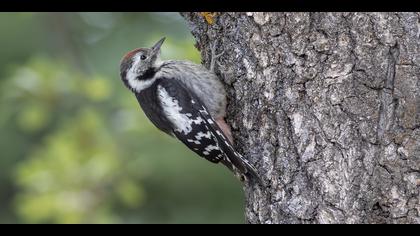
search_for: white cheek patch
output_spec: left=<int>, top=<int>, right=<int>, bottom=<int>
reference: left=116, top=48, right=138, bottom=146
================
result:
left=158, top=86, right=204, bottom=135
left=126, top=56, right=155, bottom=92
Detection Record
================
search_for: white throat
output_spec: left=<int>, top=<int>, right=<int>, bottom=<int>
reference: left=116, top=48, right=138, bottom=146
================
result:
left=127, top=76, right=157, bottom=93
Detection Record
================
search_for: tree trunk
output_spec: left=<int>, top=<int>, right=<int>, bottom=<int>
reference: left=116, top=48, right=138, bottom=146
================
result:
left=181, top=12, right=419, bottom=224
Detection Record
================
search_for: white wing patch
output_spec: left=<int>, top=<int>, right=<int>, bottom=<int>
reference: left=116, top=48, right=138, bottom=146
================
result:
left=158, top=85, right=225, bottom=162
left=195, top=131, right=212, bottom=140
left=187, top=139, right=201, bottom=144
left=204, top=144, right=220, bottom=153
left=158, top=85, right=204, bottom=135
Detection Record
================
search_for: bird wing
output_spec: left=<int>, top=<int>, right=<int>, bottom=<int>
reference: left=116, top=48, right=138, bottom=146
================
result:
left=156, top=78, right=262, bottom=183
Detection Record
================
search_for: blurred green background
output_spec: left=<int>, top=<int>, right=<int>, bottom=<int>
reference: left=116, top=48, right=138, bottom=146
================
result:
left=0, top=12, right=244, bottom=224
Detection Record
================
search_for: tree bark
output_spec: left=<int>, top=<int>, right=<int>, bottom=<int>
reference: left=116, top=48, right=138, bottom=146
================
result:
left=181, top=12, right=419, bottom=224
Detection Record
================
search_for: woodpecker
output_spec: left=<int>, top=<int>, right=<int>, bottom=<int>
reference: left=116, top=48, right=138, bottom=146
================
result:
left=119, top=37, right=262, bottom=185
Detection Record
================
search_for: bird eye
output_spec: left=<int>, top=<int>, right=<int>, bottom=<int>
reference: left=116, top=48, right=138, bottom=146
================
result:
left=140, top=55, right=147, bottom=60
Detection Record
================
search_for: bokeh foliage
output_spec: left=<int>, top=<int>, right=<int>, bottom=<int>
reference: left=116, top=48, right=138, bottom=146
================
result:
left=0, top=12, right=244, bottom=223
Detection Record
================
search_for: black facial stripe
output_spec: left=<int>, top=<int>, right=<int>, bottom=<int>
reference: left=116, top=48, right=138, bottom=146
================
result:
left=136, top=67, right=157, bottom=81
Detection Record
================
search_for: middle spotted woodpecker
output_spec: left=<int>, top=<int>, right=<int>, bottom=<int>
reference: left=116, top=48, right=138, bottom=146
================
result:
left=119, top=37, right=262, bottom=185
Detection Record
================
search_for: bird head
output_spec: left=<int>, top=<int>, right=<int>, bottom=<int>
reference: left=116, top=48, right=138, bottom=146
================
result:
left=120, top=37, right=165, bottom=91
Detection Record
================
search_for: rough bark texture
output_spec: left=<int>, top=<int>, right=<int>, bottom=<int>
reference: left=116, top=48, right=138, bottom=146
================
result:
left=181, top=12, right=419, bottom=224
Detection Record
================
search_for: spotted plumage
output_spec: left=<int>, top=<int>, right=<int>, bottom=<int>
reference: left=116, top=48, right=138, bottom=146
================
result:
left=156, top=79, right=227, bottom=163
left=119, top=37, right=263, bottom=185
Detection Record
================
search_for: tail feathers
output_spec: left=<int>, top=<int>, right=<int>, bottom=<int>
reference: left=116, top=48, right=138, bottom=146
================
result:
left=241, top=158, right=264, bottom=186
left=212, top=128, right=264, bottom=186
left=200, top=111, right=264, bottom=186
left=220, top=153, right=264, bottom=187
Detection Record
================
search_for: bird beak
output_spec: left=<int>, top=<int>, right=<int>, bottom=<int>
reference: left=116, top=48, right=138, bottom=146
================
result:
left=151, top=37, right=165, bottom=55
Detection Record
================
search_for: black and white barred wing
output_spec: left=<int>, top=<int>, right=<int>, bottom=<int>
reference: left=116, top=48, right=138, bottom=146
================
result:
left=156, top=79, right=262, bottom=184
left=156, top=79, right=225, bottom=163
